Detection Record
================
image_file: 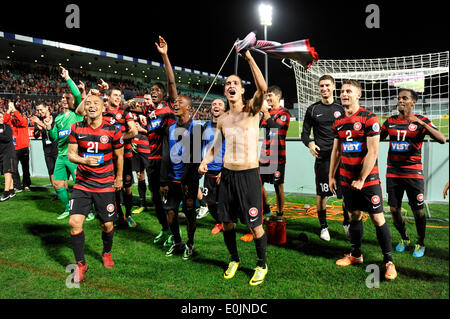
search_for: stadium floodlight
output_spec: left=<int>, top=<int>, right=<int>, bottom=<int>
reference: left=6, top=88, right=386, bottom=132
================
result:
left=259, top=4, right=272, bottom=26
left=259, top=3, right=272, bottom=85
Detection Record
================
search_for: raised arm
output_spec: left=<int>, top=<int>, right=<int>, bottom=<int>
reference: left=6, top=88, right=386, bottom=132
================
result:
left=243, top=50, right=267, bottom=116
left=156, top=36, right=178, bottom=102
left=60, top=66, right=82, bottom=109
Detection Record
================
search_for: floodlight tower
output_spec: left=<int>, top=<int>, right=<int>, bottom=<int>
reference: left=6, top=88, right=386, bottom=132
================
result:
left=259, top=3, right=272, bottom=85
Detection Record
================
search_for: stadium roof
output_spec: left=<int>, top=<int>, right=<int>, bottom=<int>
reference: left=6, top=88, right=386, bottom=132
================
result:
left=0, top=31, right=250, bottom=87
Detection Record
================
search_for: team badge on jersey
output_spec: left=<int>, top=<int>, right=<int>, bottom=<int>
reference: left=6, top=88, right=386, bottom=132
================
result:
left=280, top=115, right=286, bottom=122
left=249, top=207, right=258, bottom=217
left=100, top=135, right=109, bottom=144
left=417, top=193, right=424, bottom=202
left=371, top=195, right=381, bottom=205
left=334, top=111, right=341, bottom=118
left=353, top=122, right=362, bottom=131
left=107, top=204, right=115, bottom=213
left=116, top=113, right=122, bottom=120
left=372, top=123, right=380, bottom=132
left=274, top=171, right=281, bottom=178
left=408, top=124, right=417, bottom=131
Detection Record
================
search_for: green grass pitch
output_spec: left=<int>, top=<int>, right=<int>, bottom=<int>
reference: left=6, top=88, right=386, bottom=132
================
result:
left=0, top=177, right=448, bottom=299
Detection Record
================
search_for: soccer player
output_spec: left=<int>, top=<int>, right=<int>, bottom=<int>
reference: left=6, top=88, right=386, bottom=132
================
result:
left=46, top=67, right=85, bottom=220
left=142, top=36, right=178, bottom=246
left=32, top=104, right=59, bottom=193
left=301, top=75, right=349, bottom=241
left=200, top=98, right=226, bottom=234
left=68, top=93, right=124, bottom=283
left=3, top=101, right=31, bottom=192
left=329, top=79, right=397, bottom=280
left=77, top=86, right=137, bottom=228
left=160, top=95, right=201, bottom=259
left=259, top=85, right=291, bottom=218
left=380, top=88, right=446, bottom=258
left=129, top=104, right=150, bottom=215
left=199, top=49, right=269, bottom=286
left=0, top=111, right=16, bottom=201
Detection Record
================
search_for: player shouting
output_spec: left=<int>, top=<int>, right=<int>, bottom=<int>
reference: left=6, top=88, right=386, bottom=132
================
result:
left=199, top=50, right=268, bottom=286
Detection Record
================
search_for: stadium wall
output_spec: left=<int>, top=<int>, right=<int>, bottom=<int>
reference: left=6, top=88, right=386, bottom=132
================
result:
left=24, top=140, right=449, bottom=203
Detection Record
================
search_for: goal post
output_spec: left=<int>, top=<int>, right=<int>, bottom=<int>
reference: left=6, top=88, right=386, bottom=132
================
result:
left=292, top=52, right=449, bottom=138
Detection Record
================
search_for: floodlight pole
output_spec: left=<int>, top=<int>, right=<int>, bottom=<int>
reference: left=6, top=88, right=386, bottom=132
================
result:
left=264, top=24, right=268, bottom=85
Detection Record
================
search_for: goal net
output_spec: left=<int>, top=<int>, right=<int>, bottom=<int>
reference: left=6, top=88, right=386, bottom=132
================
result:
left=292, top=52, right=449, bottom=137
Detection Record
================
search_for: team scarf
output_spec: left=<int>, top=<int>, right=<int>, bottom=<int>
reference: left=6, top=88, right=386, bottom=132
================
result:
left=235, top=31, right=319, bottom=70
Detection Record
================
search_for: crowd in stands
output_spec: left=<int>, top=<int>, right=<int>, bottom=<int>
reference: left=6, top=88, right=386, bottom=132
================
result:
left=0, top=61, right=219, bottom=123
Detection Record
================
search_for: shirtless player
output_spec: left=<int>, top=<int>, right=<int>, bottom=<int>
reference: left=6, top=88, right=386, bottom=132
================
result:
left=199, top=50, right=268, bottom=286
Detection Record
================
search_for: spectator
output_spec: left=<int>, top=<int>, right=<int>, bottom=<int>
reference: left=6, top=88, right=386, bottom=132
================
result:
left=3, top=101, right=31, bottom=191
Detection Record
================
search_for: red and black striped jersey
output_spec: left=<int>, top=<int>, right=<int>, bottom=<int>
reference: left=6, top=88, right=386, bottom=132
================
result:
left=69, top=119, right=124, bottom=193
left=144, top=101, right=176, bottom=160
left=102, top=106, right=134, bottom=159
left=333, top=107, right=381, bottom=188
left=132, top=132, right=150, bottom=155
left=259, top=107, right=291, bottom=165
left=381, top=114, right=437, bottom=179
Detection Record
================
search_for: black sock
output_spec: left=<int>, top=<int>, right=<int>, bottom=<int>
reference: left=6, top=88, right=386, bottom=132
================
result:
left=199, top=199, right=207, bottom=207
left=223, top=228, right=239, bottom=262
left=318, top=210, right=328, bottom=229
left=168, top=213, right=182, bottom=244
left=138, top=181, right=147, bottom=206
left=254, top=233, right=267, bottom=268
left=186, top=208, right=197, bottom=247
left=154, top=198, right=169, bottom=231
left=375, top=223, right=393, bottom=263
left=208, top=204, right=219, bottom=223
left=342, top=206, right=350, bottom=226
left=349, top=220, right=363, bottom=258
left=124, top=192, right=133, bottom=217
left=71, top=231, right=85, bottom=265
left=393, top=218, right=409, bottom=241
left=102, top=228, right=114, bottom=254
left=115, top=191, right=124, bottom=219
left=414, top=213, right=426, bottom=246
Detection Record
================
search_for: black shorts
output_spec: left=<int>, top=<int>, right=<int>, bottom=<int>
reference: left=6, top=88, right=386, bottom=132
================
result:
left=146, top=159, right=161, bottom=193
left=132, top=152, right=149, bottom=173
left=69, top=189, right=116, bottom=224
left=122, top=157, right=134, bottom=188
left=342, top=183, right=384, bottom=215
left=44, top=152, right=58, bottom=176
left=163, top=180, right=199, bottom=214
left=202, top=170, right=221, bottom=204
left=0, top=152, right=15, bottom=175
left=259, top=162, right=285, bottom=185
left=315, top=157, right=342, bottom=199
left=387, top=177, right=425, bottom=211
left=217, top=167, right=263, bottom=228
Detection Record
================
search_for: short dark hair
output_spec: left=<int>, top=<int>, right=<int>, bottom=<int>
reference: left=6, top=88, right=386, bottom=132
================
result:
left=342, top=79, right=362, bottom=91
left=319, top=75, right=335, bottom=85
left=268, top=85, right=282, bottom=98
left=179, top=94, right=192, bottom=107
left=108, top=87, right=122, bottom=96
left=398, top=88, right=419, bottom=102
left=152, top=82, right=166, bottom=95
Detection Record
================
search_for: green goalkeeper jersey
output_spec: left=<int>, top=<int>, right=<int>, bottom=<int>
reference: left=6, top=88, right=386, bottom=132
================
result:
left=47, top=77, right=84, bottom=156
left=48, top=110, right=84, bottom=156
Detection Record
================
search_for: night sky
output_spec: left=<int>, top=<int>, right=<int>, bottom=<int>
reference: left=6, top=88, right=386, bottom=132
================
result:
left=1, top=0, right=448, bottom=105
